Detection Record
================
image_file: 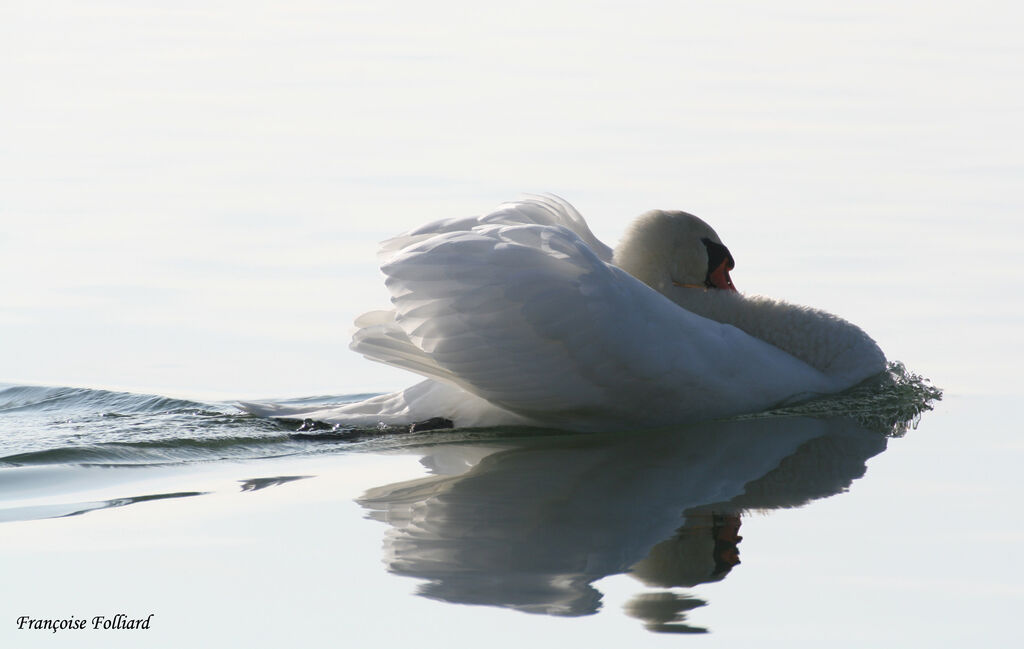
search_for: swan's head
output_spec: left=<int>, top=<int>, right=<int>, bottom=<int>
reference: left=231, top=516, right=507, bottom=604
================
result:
left=612, top=210, right=736, bottom=294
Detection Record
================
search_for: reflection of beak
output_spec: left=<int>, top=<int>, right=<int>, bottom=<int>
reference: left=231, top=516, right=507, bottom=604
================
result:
left=708, top=259, right=737, bottom=292
left=713, top=513, right=742, bottom=570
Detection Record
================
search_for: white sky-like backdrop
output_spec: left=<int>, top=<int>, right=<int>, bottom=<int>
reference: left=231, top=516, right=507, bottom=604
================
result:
left=2, top=0, right=1021, bottom=399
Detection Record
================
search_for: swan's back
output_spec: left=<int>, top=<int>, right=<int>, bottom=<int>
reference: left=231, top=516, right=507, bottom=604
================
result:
left=353, top=201, right=845, bottom=430
left=245, top=196, right=887, bottom=431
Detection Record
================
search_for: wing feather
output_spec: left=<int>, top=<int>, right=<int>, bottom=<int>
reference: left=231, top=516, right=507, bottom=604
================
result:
left=377, top=195, right=613, bottom=265
left=347, top=196, right=838, bottom=430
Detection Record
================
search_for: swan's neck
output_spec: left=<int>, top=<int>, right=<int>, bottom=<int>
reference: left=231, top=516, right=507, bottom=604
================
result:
left=666, top=288, right=887, bottom=384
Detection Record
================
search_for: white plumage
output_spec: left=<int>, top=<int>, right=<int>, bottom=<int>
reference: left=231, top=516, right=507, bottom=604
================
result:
left=242, top=195, right=886, bottom=431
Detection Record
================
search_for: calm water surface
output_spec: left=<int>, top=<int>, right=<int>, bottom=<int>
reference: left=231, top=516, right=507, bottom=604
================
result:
left=4, top=371, right=1016, bottom=648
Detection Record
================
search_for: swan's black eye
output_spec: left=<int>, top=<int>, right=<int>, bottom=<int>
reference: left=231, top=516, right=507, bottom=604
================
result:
left=701, top=238, right=735, bottom=287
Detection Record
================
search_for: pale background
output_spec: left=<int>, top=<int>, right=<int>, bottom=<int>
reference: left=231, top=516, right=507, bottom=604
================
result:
left=4, top=0, right=1020, bottom=400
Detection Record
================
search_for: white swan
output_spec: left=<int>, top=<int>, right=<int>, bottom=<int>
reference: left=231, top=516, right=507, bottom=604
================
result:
left=243, top=195, right=886, bottom=431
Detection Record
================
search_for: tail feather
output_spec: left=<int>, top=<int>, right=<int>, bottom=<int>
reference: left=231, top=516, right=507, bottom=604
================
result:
left=350, top=309, right=462, bottom=386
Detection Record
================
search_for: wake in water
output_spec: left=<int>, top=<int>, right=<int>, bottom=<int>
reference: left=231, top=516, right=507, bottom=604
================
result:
left=0, top=362, right=940, bottom=468
left=0, top=385, right=348, bottom=466
left=736, top=361, right=943, bottom=436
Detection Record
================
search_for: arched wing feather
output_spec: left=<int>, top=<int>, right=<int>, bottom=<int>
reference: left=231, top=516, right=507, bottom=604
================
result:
left=380, top=223, right=831, bottom=430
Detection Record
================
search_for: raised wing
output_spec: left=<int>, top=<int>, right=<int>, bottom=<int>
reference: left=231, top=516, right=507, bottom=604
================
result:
left=371, top=220, right=833, bottom=431
left=377, top=195, right=613, bottom=265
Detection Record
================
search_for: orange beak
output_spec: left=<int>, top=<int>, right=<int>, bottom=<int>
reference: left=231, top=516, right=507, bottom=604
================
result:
left=708, top=259, right=736, bottom=292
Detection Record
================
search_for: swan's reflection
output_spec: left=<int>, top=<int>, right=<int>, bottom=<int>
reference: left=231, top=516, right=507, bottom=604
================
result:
left=359, top=416, right=890, bottom=630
